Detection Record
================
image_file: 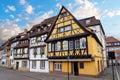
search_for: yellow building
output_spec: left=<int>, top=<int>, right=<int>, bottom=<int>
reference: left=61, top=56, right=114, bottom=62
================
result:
left=45, top=6, right=104, bottom=77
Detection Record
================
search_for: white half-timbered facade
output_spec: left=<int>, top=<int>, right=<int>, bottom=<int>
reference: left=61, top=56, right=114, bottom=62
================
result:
left=14, top=30, right=30, bottom=71
left=29, top=16, right=56, bottom=72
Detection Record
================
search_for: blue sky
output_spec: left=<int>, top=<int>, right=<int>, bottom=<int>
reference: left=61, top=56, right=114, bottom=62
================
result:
left=0, top=0, right=120, bottom=42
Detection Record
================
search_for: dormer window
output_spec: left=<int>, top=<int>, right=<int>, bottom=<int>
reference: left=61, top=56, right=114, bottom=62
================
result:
left=48, top=24, right=51, bottom=27
left=41, top=26, right=44, bottom=29
left=60, top=12, right=67, bottom=18
left=44, top=27, right=47, bottom=31
left=31, top=31, right=33, bottom=33
left=38, top=28, right=40, bottom=32
left=86, top=19, right=90, bottom=24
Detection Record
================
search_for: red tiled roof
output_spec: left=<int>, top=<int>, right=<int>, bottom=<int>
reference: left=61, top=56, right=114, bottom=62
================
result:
left=106, top=36, right=120, bottom=43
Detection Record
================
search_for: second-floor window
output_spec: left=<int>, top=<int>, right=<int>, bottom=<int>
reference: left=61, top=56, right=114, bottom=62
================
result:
left=69, top=41, right=73, bottom=50
left=51, top=43, right=54, bottom=51
left=63, top=41, right=68, bottom=50
left=75, top=39, right=80, bottom=49
left=80, top=38, right=86, bottom=49
left=48, top=43, right=51, bottom=52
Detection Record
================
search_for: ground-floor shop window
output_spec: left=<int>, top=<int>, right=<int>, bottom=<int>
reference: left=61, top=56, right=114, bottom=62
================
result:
left=80, top=62, right=84, bottom=69
left=40, top=60, right=45, bottom=69
left=32, top=61, right=36, bottom=69
left=22, top=61, right=27, bottom=67
left=54, top=62, right=62, bottom=71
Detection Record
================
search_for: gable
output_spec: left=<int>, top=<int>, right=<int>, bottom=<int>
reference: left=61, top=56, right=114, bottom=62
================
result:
left=46, top=6, right=91, bottom=42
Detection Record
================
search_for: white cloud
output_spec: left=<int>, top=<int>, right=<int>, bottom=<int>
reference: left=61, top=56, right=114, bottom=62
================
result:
left=56, top=3, right=62, bottom=9
left=24, top=10, right=54, bottom=30
left=0, top=20, right=22, bottom=41
left=15, top=18, right=20, bottom=22
left=7, top=5, right=16, bottom=11
left=26, top=5, right=34, bottom=14
left=68, top=3, right=72, bottom=10
left=72, top=0, right=106, bottom=19
left=5, top=9, right=9, bottom=13
left=20, top=0, right=26, bottom=5
left=10, top=15, right=14, bottom=18
left=107, top=9, right=120, bottom=17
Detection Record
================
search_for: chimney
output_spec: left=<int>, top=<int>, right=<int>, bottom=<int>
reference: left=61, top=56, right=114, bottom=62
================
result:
left=24, top=29, right=27, bottom=34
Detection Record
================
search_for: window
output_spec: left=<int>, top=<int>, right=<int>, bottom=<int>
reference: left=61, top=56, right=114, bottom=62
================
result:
left=54, top=62, right=62, bottom=71
left=63, top=41, right=68, bottom=50
left=33, top=48, right=37, bottom=55
left=40, top=47, right=45, bottom=55
left=65, top=25, right=71, bottom=31
left=75, top=39, right=80, bottom=49
left=40, top=61, right=45, bottom=69
left=80, top=62, right=84, bottom=69
left=51, top=43, right=54, bottom=51
left=22, top=61, right=27, bottom=67
left=48, top=43, right=51, bottom=52
left=32, top=61, right=36, bottom=69
left=69, top=41, right=73, bottom=50
left=86, top=19, right=90, bottom=24
left=55, top=42, right=61, bottom=51
left=80, top=38, right=86, bottom=49
left=57, top=25, right=72, bottom=33
left=60, top=12, right=67, bottom=18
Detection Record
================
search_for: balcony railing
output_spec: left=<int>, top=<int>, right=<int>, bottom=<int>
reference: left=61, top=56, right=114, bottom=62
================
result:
left=14, top=54, right=28, bottom=58
left=48, top=54, right=92, bottom=59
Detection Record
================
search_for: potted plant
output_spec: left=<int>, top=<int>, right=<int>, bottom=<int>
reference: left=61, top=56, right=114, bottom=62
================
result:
left=21, top=52, right=25, bottom=56
left=36, top=40, right=41, bottom=43
left=34, top=52, right=37, bottom=57
left=14, top=53, right=18, bottom=56
left=40, top=52, right=44, bottom=57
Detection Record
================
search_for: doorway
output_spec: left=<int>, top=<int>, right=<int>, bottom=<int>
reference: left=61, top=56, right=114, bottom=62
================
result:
left=16, top=62, right=19, bottom=70
left=73, top=62, right=78, bottom=75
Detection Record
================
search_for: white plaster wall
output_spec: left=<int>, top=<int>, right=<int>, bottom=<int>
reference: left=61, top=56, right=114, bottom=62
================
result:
left=30, top=48, right=47, bottom=60
left=90, top=25, right=107, bottom=68
left=30, top=60, right=49, bottom=72
left=10, top=41, right=19, bottom=66
left=14, top=60, right=29, bottom=69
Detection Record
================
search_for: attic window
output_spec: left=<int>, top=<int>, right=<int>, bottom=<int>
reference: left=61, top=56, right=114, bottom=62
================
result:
left=60, top=12, right=67, bottom=18
left=48, top=24, right=51, bottom=27
left=38, top=28, right=40, bottom=32
left=86, top=19, right=90, bottom=24
left=31, top=31, right=33, bottom=33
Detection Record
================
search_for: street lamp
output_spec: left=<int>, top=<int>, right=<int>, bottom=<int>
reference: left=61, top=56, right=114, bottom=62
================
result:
left=67, top=55, right=70, bottom=80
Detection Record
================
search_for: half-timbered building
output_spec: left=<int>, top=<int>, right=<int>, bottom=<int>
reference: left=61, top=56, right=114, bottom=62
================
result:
left=14, top=30, right=29, bottom=71
left=29, top=16, right=56, bottom=72
left=45, top=6, right=105, bottom=76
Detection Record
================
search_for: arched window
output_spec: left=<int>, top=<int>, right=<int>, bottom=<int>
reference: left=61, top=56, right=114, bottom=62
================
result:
left=48, top=43, right=51, bottom=52
left=80, top=38, right=86, bottom=49
left=57, top=42, right=61, bottom=51
left=63, top=41, right=68, bottom=50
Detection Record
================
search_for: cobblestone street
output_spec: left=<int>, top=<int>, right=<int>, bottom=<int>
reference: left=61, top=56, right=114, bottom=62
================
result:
left=0, top=66, right=120, bottom=80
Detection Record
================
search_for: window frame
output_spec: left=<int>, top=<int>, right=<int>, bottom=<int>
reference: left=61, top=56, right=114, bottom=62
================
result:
left=75, top=39, right=80, bottom=49
left=63, top=41, right=68, bottom=50
left=54, top=62, right=62, bottom=71
left=80, top=38, right=86, bottom=49
left=69, top=41, right=73, bottom=50
left=80, top=62, right=84, bottom=69
left=32, top=61, right=36, bottom=69
left=60, top=12, right=67, bottom=18
left=40, top=60, right=45, bottom=69
left=48, top=43, right=51, bottom=52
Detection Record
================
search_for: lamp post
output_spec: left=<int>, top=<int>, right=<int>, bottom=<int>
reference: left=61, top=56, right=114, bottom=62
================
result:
left=67, top=56, right=70, bottom=80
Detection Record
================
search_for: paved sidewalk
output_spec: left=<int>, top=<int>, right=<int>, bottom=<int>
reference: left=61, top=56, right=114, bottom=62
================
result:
left=1, top=66, right=119, bottom=80
left=16, top=66, right=118, bottom=80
